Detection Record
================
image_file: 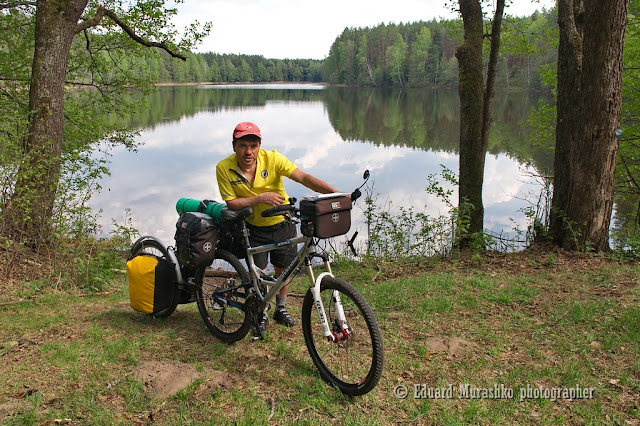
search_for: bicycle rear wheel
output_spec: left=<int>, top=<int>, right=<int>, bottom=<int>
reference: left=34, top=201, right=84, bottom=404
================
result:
left=302, top=276, right=384, bottom=396
left=197, top=249, right=251, bottom=342
left=130, top=238, right=167, bottom=260
left=129, top=237, right=178, bottom=318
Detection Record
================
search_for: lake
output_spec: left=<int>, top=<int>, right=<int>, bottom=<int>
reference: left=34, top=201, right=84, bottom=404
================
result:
left=90, top=84, right=553, bottom=250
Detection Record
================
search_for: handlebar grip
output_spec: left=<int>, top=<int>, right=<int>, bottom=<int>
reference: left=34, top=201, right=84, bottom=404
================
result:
left=261, top=204, right=294, bottom=217
left=351, top=188, right=362, bottom=202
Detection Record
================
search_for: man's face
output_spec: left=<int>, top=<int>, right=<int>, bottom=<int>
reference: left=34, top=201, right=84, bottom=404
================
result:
left=233, top=138, right=261, bottom=169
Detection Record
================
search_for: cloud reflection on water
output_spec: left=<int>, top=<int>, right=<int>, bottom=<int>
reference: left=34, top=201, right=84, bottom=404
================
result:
left=91, top=91, right=542, bottom=249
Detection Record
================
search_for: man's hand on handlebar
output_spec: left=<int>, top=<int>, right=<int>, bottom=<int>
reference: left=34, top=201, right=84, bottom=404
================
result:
left=261, top=170, right=369, bottom=218
left=259, top=192, right=286, bottom=206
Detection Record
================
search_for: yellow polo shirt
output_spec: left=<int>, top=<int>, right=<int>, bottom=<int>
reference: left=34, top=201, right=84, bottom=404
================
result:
left=216, top=149, right=298, bottom=227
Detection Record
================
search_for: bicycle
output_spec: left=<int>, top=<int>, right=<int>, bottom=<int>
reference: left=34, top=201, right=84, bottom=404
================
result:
left=128, top=171, right=384, bottom=396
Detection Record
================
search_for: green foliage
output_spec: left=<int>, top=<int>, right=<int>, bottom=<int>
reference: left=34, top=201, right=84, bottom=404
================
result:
left=363, top=195, right=452, bottom=260
left=155, top=51, right=325, bottom=84
left=408, top=27, right=432, bottom=86
left=425, top=165, right=494, bottom=251
left=53, top=210, right=136, bottom=292
left=510, top=171, right=553, bottom=246
left=324, top=11, right=558, bottom=89
left=0, top=9, right=35, bottom=234
left=389, top=33, right=408, bottom=87
left=0, top=1, right=209, bottom=246
left=526, top=98, right=556, bottom=152
left=361, top=165, right=488, bottom=260
left=610, top=233, right=640, bottom=261
left=0, top=1, right=208, bottom=285
left=616, top=0, right=640, bottom=246
left=110, top=208, right=139, bottom=246
left=359, top=163, right=549, bottom=258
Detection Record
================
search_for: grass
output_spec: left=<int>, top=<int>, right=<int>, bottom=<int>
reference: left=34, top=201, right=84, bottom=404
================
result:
left=0, top=248, right=639, bottom=424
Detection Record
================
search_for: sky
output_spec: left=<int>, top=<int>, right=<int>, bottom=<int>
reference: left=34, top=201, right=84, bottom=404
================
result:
left=173, top=0, right=556, bottom=60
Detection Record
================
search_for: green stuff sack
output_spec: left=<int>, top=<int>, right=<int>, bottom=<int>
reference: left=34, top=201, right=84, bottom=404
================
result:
left=127, top=255, right=175, bottom=316
left=175, top=198, right=225, bottom=222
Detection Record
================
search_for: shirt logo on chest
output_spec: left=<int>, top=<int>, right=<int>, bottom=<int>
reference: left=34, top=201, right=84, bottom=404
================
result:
left=261, top=170, right=268, bottom=179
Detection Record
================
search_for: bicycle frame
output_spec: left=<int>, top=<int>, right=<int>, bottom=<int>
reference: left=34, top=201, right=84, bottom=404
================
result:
left=238, top=220, right=350, bottom=343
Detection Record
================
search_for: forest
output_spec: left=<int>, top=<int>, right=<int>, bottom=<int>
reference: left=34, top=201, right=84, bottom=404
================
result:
left=137, top=9, right=557, bottom=91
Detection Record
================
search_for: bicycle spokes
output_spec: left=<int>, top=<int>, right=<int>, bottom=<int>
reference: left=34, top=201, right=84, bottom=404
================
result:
left=302, top=276, right=384, bottom=396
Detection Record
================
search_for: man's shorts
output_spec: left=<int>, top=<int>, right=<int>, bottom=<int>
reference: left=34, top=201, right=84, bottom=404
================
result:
left=247, top=219, right=297, bottom=270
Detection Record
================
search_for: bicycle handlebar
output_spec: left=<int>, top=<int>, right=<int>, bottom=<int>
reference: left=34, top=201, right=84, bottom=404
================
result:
left=260, top=170, right=369, bottom=218
left=261, top=204, right=295, bottom=218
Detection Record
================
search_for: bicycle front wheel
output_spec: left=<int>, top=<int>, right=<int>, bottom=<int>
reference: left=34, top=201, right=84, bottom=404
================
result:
left=197, top=249, right=251, bottom=343
left=129, top=237, right=178, bottom=318
left=302, top=276, right=384, bottom=396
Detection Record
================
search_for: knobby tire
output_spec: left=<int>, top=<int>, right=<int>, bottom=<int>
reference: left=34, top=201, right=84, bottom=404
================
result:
left=196, top=249, right=251, bottom=342
left=302, top=276, right=384, bottom=396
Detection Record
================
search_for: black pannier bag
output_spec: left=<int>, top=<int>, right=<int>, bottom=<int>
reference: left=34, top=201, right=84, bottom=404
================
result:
left=174, top=212, right=218, bottom=268
left=127, top=255, right=176, bottom=316
left=300, top=195, right=352, bottom=238
left=216, top=222, right=246, bottom=259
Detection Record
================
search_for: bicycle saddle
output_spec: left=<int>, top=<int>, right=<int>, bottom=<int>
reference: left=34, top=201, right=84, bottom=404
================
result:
left=219, top=206, right=252, bottom=223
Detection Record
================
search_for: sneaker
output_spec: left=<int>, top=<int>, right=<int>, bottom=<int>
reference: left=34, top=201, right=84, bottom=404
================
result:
left=273, top=307, right=296, bottom=327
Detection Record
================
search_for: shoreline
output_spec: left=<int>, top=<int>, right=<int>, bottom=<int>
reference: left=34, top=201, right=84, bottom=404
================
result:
left=154, top=81, right=329, bottom=87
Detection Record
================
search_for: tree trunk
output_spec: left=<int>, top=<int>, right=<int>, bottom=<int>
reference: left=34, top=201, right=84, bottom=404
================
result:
left=4, top=0, right=88, bottom=245
left=456, top=0, right=484, bottom=245
left=456, top=0, right=504, bottom=247
left=550, top=0, right=629, bottom=251
left=482, top=0, right=504, bottom=157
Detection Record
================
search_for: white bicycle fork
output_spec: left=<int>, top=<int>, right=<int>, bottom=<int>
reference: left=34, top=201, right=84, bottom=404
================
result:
left=311, top=272, right=351, bottom=342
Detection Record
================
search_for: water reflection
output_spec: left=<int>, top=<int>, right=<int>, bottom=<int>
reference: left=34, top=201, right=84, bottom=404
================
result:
left=91, top=84, right=550, bottom=246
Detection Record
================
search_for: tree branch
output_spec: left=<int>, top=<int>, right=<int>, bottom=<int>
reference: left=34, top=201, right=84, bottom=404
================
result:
left=0, top=76, right=30, bottom=83
left=75, top=5, right=105, bottom=33
left=75, top=5, right=187, bottom=61
left=0, top=1, right=36, bottom=10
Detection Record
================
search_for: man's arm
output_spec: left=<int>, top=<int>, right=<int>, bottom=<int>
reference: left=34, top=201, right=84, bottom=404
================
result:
left=217, top=160, right=288, bottom=210
left=289, top=169, right=340, bottom=194
left=225, top=192, right=286, bottom=210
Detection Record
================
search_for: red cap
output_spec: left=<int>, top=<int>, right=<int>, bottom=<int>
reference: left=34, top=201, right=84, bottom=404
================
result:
left=233, top=122, right=261, bottom=139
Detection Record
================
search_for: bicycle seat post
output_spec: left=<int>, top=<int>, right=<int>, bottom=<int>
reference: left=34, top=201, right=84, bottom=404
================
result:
left=238, top=219, right=250, bottom=249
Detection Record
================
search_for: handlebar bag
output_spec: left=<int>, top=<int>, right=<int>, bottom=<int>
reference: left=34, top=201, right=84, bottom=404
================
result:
left=300, top=195, right=352, bottom=238
left=127, top=255, right=175, bottom=316
left=174, top=212, right=218, bottom=268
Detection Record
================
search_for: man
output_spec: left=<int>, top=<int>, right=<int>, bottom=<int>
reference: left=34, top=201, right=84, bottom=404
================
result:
left=216, top=122, right=341, bottom=327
